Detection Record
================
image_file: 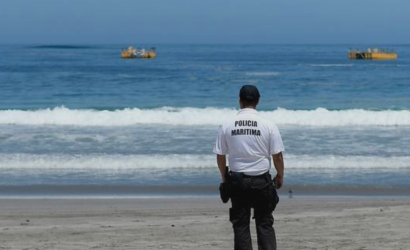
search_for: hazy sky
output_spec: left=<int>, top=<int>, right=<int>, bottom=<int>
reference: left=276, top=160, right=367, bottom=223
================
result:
left=0, top=0, right=409, bottom=44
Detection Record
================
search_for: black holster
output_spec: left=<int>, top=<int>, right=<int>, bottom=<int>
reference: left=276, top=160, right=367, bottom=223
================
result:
left=219, top=166, right=231, bottom=203
left=267, top=176, right=280, bottom=212
left=267, top=183, right=279, bottom=212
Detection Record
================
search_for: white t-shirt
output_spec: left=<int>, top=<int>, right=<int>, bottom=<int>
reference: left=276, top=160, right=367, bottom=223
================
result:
left=213, top=108, right=284, bottom=176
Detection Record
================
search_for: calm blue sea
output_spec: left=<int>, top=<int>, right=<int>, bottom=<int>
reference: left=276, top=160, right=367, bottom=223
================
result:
left=0, top=44, right=410, bottom=195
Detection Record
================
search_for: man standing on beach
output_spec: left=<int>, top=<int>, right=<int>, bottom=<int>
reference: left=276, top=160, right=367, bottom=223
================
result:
left=213, top=85, right=285, bottom=250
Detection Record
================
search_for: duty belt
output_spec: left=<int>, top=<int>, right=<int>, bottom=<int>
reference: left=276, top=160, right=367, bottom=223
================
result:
left=231, top=171, right=270, bottom=179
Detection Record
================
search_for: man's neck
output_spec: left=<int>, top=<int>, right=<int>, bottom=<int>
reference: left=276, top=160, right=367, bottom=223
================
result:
left=241, top=106, right=256, bottom=110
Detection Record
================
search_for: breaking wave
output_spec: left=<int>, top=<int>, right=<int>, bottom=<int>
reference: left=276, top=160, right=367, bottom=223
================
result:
left=0, top=107, right=409, bottom=127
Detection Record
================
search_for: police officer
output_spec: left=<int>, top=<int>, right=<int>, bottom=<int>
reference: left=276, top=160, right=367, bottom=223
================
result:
left=213, top=85, right=285, bottom=250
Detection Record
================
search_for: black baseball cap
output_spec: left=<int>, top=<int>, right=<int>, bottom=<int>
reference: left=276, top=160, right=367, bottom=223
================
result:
left=239, top=85, right=260, bottom=102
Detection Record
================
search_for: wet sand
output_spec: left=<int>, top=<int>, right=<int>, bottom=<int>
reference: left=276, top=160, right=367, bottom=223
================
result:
left=0, top=197, right=409, bottom=250
left=1, top=184, right=410, bottom=197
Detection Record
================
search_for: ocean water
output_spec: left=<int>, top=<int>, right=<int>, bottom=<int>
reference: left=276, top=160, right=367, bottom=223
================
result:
left=0, top=44, right=410, bottom=195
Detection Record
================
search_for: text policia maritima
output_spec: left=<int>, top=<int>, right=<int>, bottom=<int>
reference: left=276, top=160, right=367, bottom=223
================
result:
left=231, top=120, right=261, bottom=136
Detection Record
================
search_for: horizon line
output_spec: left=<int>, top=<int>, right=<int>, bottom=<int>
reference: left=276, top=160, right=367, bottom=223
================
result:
left=1, top=42, right=409, bottom=46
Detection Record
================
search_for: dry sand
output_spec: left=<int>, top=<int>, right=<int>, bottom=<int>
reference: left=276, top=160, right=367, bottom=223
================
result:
left=0, top=197, right=409, bottom=250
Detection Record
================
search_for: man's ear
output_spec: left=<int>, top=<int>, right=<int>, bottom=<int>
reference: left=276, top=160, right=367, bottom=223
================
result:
left=239, top=99, right=242, bottom=108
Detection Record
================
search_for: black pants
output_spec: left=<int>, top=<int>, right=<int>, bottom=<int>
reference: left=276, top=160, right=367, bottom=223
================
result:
left=229, top=173, right=277, bottom=250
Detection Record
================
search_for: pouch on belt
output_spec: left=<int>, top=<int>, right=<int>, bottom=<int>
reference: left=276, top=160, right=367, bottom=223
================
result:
left=230, top=171, right=243, bottom=187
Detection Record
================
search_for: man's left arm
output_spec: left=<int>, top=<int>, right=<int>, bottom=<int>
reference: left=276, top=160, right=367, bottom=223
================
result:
left=270, top=124, right=285, bottom=189
left=272, top=152, right=284, bottom=189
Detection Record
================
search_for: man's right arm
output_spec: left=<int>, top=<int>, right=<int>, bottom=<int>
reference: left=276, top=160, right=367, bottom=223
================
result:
left=213, top=124, right=228, bottom=183
left=272, top=152, right=284, bottom=189
left=217, top=154, right=227, bottom=183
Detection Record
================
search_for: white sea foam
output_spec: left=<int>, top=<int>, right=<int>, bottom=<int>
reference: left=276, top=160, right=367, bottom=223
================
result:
left=0, top=107, right=409, bottom=127
left=310, top=64, right=353, bottom=67
left=0, top=154, right=215, bottom=170
left=0, top=154, right=409, bottom=170
left=285, top=155, right=410, bottom=170
left=245, top=72, right=280, bottom=76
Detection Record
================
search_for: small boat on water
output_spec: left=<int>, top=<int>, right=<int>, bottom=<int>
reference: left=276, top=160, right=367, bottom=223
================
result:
left=348, top=48, right=397, bottom=60
left=121, top=46, right=156, bottom=59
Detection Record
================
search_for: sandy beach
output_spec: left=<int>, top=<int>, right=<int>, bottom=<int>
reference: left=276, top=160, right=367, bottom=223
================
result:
left=0, top=197, right=409, bottom=250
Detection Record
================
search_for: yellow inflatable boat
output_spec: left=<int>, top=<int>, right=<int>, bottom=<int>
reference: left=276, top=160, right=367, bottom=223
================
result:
left=121, top=46, right=156, bottom=59
left=348, top=48, right=397, bottom=60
